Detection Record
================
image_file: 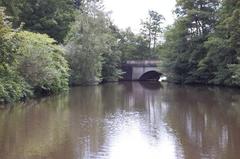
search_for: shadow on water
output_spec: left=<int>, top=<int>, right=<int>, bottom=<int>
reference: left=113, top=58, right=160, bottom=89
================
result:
left=139, top=81, right=163, bottom=90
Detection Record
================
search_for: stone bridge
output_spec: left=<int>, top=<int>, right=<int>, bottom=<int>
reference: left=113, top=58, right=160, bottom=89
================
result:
left=121, top=60, right=163, bottom=81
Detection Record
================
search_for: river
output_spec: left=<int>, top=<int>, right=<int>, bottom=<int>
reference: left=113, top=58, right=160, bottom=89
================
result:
left=0, top=82, right=240, bottom=159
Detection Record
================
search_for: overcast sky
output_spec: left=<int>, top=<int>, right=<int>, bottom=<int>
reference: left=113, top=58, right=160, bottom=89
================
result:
left=103, top=0, right=176, bottom=33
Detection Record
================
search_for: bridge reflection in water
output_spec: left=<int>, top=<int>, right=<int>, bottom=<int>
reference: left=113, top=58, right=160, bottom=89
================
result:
left=121, top=60, right=163, bottom=81
left=1, top=82, right=240, bottom=159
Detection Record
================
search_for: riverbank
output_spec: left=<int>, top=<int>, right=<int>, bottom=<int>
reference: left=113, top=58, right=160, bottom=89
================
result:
left=2, top=79, right=240, bottom=106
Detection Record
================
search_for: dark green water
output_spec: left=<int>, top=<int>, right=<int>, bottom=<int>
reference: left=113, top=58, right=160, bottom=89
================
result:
left=1, top=82, right=240, bottom=159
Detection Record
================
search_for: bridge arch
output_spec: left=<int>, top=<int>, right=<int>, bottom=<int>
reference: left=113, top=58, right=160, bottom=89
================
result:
left=131, top=66, right=162, bottom=81
left=139, top=70, right=162, bottom=81
left=121, top=60, right=164, bottom=81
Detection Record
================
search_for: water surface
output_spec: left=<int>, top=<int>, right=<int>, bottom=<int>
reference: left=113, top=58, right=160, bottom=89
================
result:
left=1, top=82, right=240, bottom=159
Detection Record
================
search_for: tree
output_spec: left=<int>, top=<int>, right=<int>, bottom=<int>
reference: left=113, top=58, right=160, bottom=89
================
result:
left=0, top=0, right=75, bottom=43
left=0, top=8, right=31, bottom=103
left=0, top=7, right=70, bottom=103
left=0, top=0, right=24, bottom=27
left=141, top=10, right=165, bottom=53
left=15, top=31, right=70, bottom=95
left=198, top=0, right=240, bottom=86
left=162, top=0, right=219, bottom=84
left=65, top=2, right=122, bottom=85
left=118, top=28, right=151, bottom=61
left=101, top=23, right=122, bottom=82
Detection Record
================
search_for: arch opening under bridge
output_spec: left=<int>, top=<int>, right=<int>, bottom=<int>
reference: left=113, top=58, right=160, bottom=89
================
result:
left=139, top=71, right=162, bottom=81
left=121, top=60, right=164, bottom=81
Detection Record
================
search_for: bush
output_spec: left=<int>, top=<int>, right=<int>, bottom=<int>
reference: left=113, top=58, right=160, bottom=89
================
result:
left=0, top=8, right=70, bottom=103
left=0, top=7, right=31, bottom=103
left=15, top=31, right=70, bottom=95
left=0, top=71, right=32, bottom=103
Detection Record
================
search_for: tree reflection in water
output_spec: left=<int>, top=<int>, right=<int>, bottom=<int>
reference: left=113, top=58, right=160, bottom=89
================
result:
left=0, top=83, right=240, bottom=159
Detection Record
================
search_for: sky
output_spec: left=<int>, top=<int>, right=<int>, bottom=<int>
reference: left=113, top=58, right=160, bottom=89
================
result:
left=103, top=0, right=176, bottom=33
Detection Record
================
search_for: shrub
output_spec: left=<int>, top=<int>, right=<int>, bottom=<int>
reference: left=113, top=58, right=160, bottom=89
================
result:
left=15, top=31, right=70, bottom=95
left=0, top=7, right=31, bottom=103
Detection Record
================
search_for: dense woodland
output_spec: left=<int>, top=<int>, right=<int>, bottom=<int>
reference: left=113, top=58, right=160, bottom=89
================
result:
left=161, top=0, right=240, bottom=86
left=0, top=0, right=240, bottom=103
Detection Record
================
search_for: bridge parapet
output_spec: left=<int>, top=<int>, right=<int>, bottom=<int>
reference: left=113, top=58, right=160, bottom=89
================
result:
left=123, top=60, right=161, bottom=67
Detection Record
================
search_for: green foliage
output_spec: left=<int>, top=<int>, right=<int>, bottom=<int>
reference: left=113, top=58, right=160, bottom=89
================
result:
left=65, top=11, right=103, bottom=85
left=0, top=8, right=32, bottom=103
left=197, top=0, right=240, bottom=86
left=101, top=25, right=123, bottom=82
left=15, top=31, right=70, bottom=94
left=0, top=0, right=75, bottom=43
left=0, top=0, right=25, bottom=27
left=118, top=10, right=165, bottom=62
left=0, top=8, right=69, bottom=103
left=118, top=28, right=138, bottom=61
left=118, top=28, right=152, bottom=61
left=229, top=58, right=240, bottom=86
left=162, top=0, right=240, bottom=87
left=0, top=72, right=31, bottom=103
left=102, top=45, right=122, bottom=82
left=162, top=0, right=220, bottom=84
left=65, top=3, right=122, bottom=85
left=141, top=10, right=165, bottom=51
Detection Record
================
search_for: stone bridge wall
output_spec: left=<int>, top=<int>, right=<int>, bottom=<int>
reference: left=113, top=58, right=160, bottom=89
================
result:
left=121, top=60, right=162, bottom=81
left=124, top=60, right=161, bottom=67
